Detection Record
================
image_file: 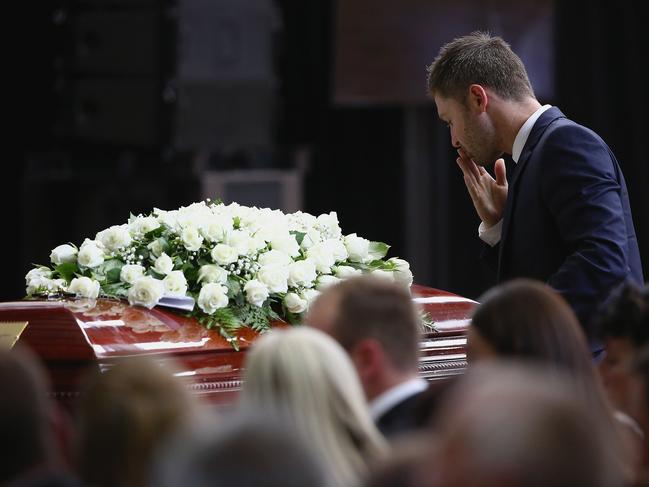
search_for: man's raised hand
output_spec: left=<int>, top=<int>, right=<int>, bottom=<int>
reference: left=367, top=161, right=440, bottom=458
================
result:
left=456, top=148, right=508, bottom=228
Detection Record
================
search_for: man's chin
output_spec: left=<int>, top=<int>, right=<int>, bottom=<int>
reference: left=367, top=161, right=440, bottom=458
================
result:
left=476, top=153, right=504, bottom=167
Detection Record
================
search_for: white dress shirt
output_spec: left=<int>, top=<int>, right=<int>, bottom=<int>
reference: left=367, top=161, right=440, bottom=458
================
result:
left=479, top=104, right=552, bottom=246
left=369, top=377, right=428, bottom=420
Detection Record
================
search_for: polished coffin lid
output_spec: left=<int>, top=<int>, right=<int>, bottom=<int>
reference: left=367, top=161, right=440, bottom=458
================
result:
left=0, top=284, right=474, bottom=405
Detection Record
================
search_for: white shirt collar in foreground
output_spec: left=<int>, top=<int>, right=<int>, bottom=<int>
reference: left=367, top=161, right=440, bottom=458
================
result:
left=369, top=377, right=428, bottom=420
left=512, top=104, right=552, bottom=163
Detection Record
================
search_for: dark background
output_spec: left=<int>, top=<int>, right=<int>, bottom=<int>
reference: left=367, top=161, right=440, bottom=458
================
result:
left=6, top=0, right=648, bottom=302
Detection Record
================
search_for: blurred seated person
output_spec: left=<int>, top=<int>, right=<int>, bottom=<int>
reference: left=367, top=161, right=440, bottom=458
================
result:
left=468, top=278, right=635, bottom=479
left=308, top=276, right=446, bottom=438
left=597, top=283, right=649, bottom=431
left=630, top=346, right=649, bottom=486
left=240, top=327, right=388, bottom=487
left=365, top=434, right=435, bottom=487
left=75, top=356, right=203, bottom=487
left=0, top=346, right=81, bottom=487
left=154, top=415, right=329, bottom=487
left=428, top=363, right=627, bottom=487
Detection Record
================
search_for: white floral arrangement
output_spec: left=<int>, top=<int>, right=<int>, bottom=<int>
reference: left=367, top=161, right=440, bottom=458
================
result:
left=25, top=200, right=413, bottom=345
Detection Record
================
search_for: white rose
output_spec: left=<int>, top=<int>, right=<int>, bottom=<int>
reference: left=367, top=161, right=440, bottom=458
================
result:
left=153, top=253, right=174, bottom=275
left=51, top=279, right=68, bottom=292
left=227, top=230, right=253, bottom=256
left=247, top=236, right=267, bottom=254
left=300, top=227, right=322, bottom=250
left=323, top=239, right=348, bottom=262
left=284, top=292, right=307, bottom=314
left=128, top=276, right=165, bottom=309
left=77, top=241, right=105, bottom=268
left=197, top=283, right=229, bottom=314
left=316, top=275, right=341, bottom=291
left=96, top=225, right=132, bottom=251
left=202, top=216, right=232, bottom=243
left=26, top=276, right=65, bottom=295
left=334, top=265, right=362, bottom=279
left=68, top=277, right=100, bottom=299
left=181, top=225, right=204, bottom=252
left=344, top=233, right=370, bottom=263
left=231, top=231, right=266, bottom=256
left=198, top=264, right=228, bottom=285
left=287, top=260, right=317, bottom=288
left=258, top=249, right=292, bottom=267
left=389, top=258, right=414, bottom=287
left=211, top=244, right=238, bottom=266
left=50, top=244, right=78, bottom=265
left=317, top=212, right=342, bottom=239
left=153, top=208, right=178, bottom=230
left=163, top=270, right=188, bottom=297
left=243, top=280, right=269, bottom=307
left=371, top=269, right=395, bottom=282
left=256, top=213, right=289, bottom=242
left=257, top=264, right=289, bottom=293
left=129, top=216, right=160, bottom=236
left=306, top=243, right=336, bottom=274
left=288, top=211, right=317, bottom=232
left=270, top=235, right=300, bottom=257
left=147, top=240, right=164, bottom=258
left=120, top=264, right=145, bottom=284
left=26, top=267, right=52, bottom=285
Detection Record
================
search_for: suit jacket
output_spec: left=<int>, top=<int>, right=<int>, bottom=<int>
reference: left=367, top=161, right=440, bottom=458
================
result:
left=375, top=379, right=454, bottom=438
left=492, top=107, right=643, bottom=345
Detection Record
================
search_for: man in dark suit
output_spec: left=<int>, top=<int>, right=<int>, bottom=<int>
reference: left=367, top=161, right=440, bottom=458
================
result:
left=307, top=276, right=442, bottom=438
left=426, top=32, right=643, bottom=349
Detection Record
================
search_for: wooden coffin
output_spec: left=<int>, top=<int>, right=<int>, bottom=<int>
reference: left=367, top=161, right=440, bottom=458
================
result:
left=0, top=284, right=474, bottom=407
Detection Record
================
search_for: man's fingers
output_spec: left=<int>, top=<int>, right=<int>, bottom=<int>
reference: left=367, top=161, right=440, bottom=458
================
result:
left=494, top=158, right=507, bottom=187
left=456, top=152, right=481, bottom=180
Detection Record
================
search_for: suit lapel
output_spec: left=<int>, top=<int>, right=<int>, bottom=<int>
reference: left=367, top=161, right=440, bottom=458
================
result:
left=496, top=107, right=566, bottom=280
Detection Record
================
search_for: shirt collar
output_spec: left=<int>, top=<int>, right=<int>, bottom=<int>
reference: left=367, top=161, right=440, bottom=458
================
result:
left=369, top=377, right=428, bottom=420
left=512, top=104, right=552, bottom=163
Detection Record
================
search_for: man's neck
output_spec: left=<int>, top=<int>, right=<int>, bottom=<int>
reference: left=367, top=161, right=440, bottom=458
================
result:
left=493, top=97, right=542, bottom=155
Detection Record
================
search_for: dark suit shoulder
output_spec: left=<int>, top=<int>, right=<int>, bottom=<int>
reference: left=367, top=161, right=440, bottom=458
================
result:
left=376, top=379, right=456, bottom=439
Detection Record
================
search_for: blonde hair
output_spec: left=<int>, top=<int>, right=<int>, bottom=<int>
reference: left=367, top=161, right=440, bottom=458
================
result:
left=241, top=327, right=388, bottom=487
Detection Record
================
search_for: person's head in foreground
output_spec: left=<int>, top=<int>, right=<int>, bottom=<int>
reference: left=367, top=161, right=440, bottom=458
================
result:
left=153, top=415, right=329, bottom=487
left=0, top=346, right=62, bottom=485
left=75, top=355, right=202, bottom=487
left=240, top=326, right=388, bottom=487
left=597, top=283, right=649, bottom=414
left=307, top=275, right=422, bottom=401
left=428, top=363, right=627, bottom=487
left=468, top=279, right=635, bottom=480
left=469, top=279, right=591, bottom=369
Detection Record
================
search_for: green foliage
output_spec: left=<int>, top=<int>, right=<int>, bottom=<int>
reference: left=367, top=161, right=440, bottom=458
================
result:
left=237, top=303, right=271, bottom=332
left=368, top=241, right=390, bottom=260
left=55, top=263, right=78, bottom=283
left=291, top=231, right=306, bottom=246
left=106, top=267, right=122, bottom=284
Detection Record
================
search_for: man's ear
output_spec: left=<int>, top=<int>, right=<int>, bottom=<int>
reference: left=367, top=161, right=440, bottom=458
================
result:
left=467, top=84, right=489, bottom=113
left=350, top=338, right=383, bottom=383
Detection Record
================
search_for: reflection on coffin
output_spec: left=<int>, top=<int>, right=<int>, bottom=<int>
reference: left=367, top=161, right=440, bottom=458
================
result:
left=0, top=284, right=474, bottom=407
